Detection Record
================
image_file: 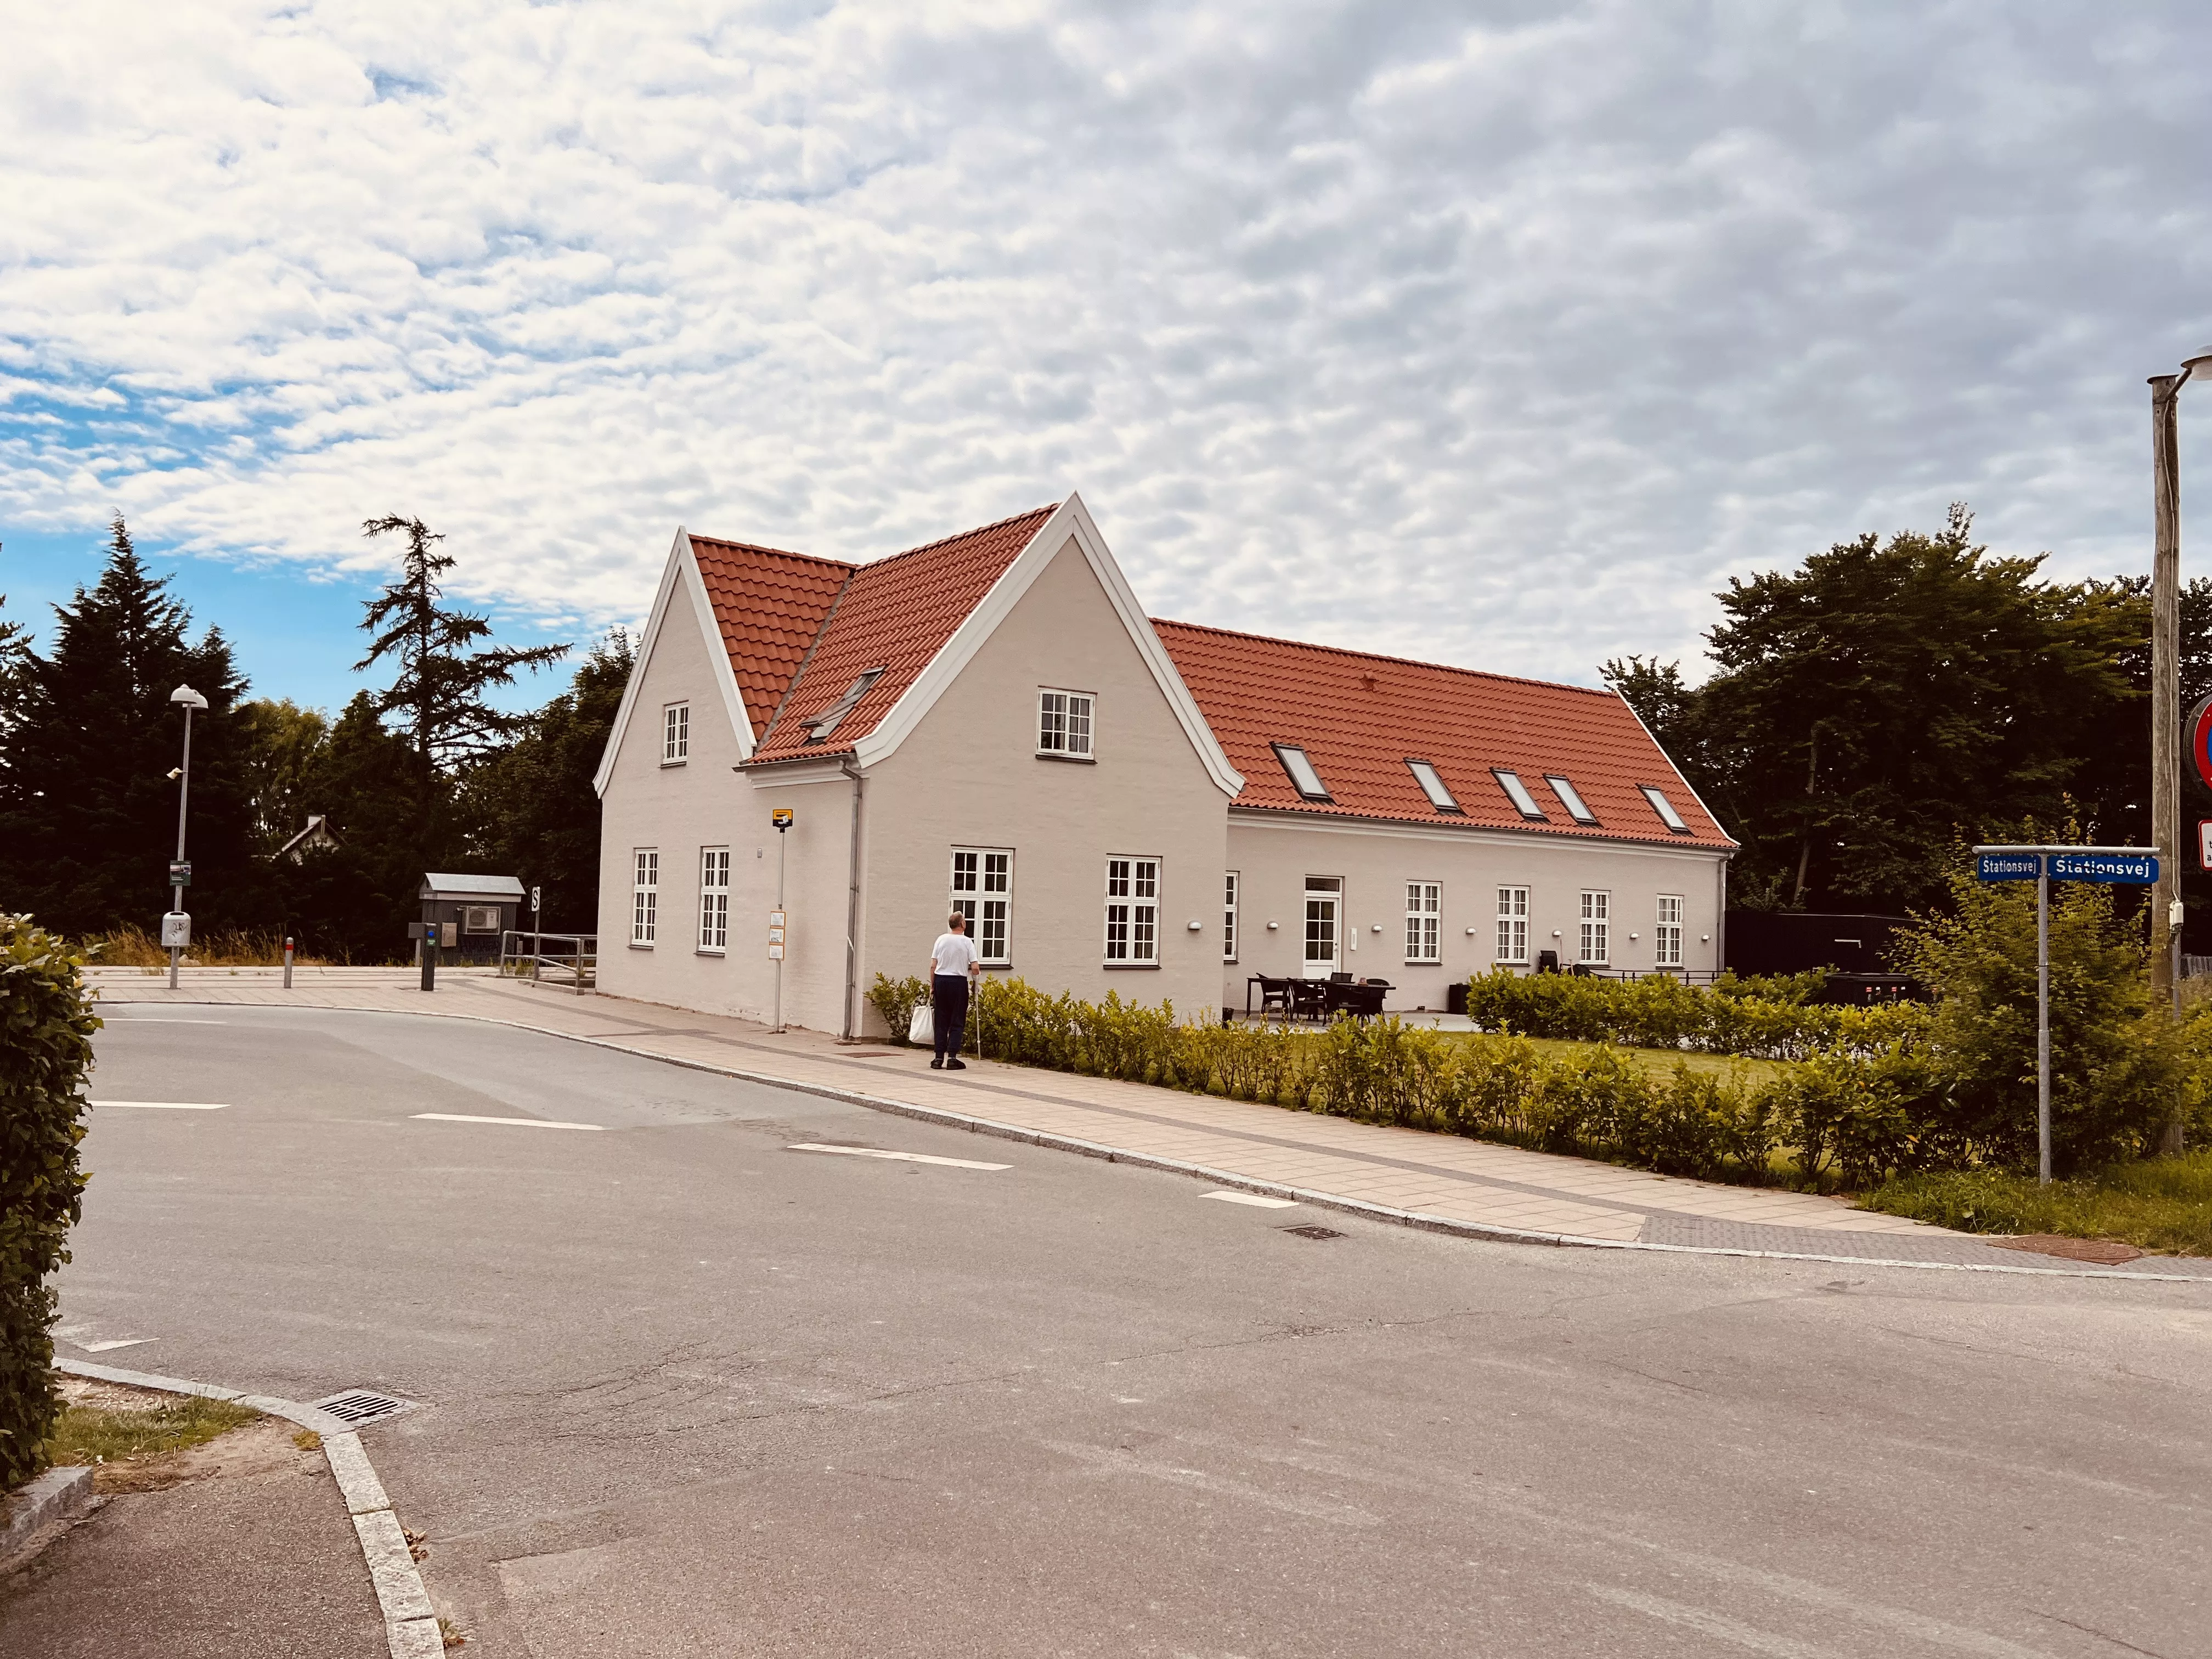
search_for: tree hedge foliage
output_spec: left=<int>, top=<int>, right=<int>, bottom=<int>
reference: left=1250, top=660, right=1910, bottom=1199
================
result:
left=0, top=916, right=97, bottom=1490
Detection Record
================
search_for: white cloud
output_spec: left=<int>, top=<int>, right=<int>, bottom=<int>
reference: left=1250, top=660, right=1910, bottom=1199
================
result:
left=2, top=0, right=2209, bottom=682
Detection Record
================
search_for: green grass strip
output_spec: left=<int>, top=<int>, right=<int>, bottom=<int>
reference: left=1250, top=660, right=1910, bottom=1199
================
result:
left=1862, top=1150, right=2212, bottom=1255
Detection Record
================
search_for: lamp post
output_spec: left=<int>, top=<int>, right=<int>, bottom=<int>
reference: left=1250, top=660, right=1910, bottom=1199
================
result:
left=165, top=684, right=209, bottom=989
left=2152, top=348, right=2212, bottom=1156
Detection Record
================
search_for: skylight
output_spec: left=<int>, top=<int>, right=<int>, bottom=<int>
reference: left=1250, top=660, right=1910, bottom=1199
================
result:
left=1545, top=775, right=1598, bottom=825
left=803, top=667, right=886, bottom=742
left=1493, top=770, right=1545, bottom=820
left=1641, top=785, right=1691, bottom=833
left=1406, top=759, right=1461, bottom=813
left=1273, top=743, right=1331, bottom=800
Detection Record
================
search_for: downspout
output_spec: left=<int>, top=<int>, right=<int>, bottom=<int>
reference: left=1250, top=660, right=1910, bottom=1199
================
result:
left=840, top=755, right=865, bottom=1040
left=1717, top=855, right=1730, bottom=976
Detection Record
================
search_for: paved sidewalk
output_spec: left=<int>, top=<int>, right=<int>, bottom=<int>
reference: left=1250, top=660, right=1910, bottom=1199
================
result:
left=86, top=967, right=2212, bottom=1276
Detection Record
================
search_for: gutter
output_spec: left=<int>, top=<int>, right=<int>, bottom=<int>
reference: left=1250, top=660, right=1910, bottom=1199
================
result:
left=840, top=755, right=865, bottom=1040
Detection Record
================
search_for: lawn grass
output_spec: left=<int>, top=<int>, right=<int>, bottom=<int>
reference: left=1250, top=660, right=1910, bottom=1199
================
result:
left=45, top=1386, right=262, bottom=1484
left=1861, top=1150, right=2212, bottom=1256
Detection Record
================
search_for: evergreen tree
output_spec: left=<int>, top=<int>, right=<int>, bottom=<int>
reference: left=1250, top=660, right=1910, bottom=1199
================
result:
left=235, top=698, right=331, bottom=850
left=0, top=520, right=253, bottom=938
left=462, top=631, right=633, bottom=931
left=356, top=516, right=568, bottom=774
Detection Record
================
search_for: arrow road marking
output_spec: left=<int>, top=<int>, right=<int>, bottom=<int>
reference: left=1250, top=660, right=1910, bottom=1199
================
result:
left=788, top=1143, right=1011, bottom=1170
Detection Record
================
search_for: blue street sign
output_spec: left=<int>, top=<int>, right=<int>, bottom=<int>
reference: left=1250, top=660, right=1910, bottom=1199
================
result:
left=1976, top=853, right=2041, bottom=882
left=2049, top=851, right=2158, bottom=885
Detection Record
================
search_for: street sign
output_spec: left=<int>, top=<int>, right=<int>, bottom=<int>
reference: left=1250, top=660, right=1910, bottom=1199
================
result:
left=168, top=860, right=192, bottom=886
left=2190, top=693, right=2212, bottom=794
left=531, top=885, right=541, bottom=910
left=772, top=808, right=794, bottom=830
left=2049, top=851, right=2157, bottom=884
left=1976, top=851, right=2041, bottom=882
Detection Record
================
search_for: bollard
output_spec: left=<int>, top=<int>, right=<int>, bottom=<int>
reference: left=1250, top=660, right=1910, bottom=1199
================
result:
left=282, top=935, right=294, bottom=990
left=420, top=939, right=436, bottom=993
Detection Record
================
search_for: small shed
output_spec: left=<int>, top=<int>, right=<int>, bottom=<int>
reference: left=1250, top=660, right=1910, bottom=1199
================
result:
left=278, top=814, right=343, bottom=862
left=419, top=872, right=527, bottom=963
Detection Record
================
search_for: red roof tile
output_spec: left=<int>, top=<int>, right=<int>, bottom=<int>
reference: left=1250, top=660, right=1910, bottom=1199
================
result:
left=744, top=506, right=1060, bottom=763
left=689, top=536, right=853, bottom=740
left=1151, top=619, right=1733, bottom=848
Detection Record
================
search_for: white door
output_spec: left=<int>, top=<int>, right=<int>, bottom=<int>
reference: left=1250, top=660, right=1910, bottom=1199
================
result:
left=1303, top=878, right=1340, bottom=978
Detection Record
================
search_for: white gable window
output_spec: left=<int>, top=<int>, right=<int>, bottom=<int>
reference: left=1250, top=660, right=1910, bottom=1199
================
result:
left=1104, top=856, right=1160, bottom=963
left=1273, top=743, right=1331, bottom=801
left=951, top=848, right=1013, bottom=966
left=1493, top=770, right=1546, bottom=821
left=662, top=702, right=689, bottom=765
left=803, top=667, right=885, bottom=743
left=1406, top=759, right=1461, bottom=813
left=1641, top=785, right=1692, bottom=833
left=1655, top=894, right=1684, bottom=968
left=1404, top=882, right=1441, bottom=963
left=1579, top=889, right=1610, bottom=964
left=1496, top=885, right=1529, bottom=963
left=698, top=847, right=729, bottom=951
left=631, top=850, right=659, bottom=946
left=1037, top=689, right=1095, bottom=759
left=1223, top=871, right=1240, bottom=963
left=1545, top=774, right=1598, bottom=825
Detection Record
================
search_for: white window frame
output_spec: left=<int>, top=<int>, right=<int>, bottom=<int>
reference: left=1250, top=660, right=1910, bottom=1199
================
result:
left=1655, top=894, right=1684, bottom=968
left=631, top=849, right=659, bottom=946
left=1579, top=889, right=1610, bottom=965
left=698, top=847, right=729, bottom=952
left=1496, top=885, right=1529, bottom=963
left=951, top=847, right=1013, bottom=966
left=1037, top=689, right=1096, bottom=759
left=1104, top=855, right=1160, bottom=964
left=662, top=702, right=689, bottom=765
left=1223, top=870, right=1240, bottom=963
left=1404, top=881, right=1441, bottom=963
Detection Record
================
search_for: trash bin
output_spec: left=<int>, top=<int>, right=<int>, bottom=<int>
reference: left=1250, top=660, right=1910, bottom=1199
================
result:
left=1446, top=981, right=1468, bottom=1015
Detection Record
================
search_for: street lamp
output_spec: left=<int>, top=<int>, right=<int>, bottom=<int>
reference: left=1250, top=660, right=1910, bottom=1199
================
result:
left=165, top=684, right=208, bottom=989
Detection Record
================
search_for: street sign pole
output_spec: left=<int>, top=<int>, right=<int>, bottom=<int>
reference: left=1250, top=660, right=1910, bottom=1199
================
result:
left=771, top=809, right=794, bottom=1033
left=2036, top=859, right=2051, bottom=1185
left=1978, top=845, right=2160, bottom=1184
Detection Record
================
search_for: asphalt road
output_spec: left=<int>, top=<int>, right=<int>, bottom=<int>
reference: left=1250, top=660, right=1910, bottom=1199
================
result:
left=48, top=1003, right=2212, bottom=1657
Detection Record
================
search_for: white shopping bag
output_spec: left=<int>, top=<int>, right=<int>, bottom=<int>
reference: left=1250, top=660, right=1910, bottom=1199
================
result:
left=908, top=1003, right=934, bottom=1046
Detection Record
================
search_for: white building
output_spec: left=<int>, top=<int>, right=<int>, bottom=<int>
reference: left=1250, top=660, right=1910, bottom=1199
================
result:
left=593, top=494, right=1734, bottom=1035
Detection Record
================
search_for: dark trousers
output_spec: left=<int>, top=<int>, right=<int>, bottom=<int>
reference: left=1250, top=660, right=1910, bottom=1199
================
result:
left=933, top=974, right=969, bottom=1060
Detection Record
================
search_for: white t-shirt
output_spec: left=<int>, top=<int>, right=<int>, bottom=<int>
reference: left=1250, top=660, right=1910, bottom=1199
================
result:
left=932, top=932, right=978, bottom=977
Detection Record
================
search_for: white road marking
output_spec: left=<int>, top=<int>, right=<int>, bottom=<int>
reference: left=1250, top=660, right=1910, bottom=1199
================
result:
left=1203, top=1190, right=1299, bottom=1209
left=106, top=1017, right=229, bottom=1024
left=788, top=1143, right=1011, bottom=1170
left=1582, top=1584, right=1839, bottom=1658
left=90, top=1100, right=229, bottom=1110
left=80, top=1339, right=156, bottom=1353
left=411, top=1113, right=605, bottom=1131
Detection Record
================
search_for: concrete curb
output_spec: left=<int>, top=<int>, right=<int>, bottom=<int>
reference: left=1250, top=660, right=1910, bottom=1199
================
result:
left=57, top=1360, right=443, bottom=1659
left=103, top=995, right=2212, bottom=1286
left=1, top=1465, right=97, bottom=1564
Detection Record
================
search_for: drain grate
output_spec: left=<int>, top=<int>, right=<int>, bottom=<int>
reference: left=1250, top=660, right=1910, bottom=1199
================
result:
left=1280, top=1224, right=1345, bottom=1240
left=312, top=1389, right=420, bottom=1428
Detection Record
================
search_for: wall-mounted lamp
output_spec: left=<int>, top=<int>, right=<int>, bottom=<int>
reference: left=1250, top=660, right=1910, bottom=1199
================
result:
left=1267, top=921, right=1279, bottom=930
left=1465, top=926, right=1477, bottom=935
left=1628, top=932, right=1640, bottom=941
left=1700, top=933, right=1711, bottom=943
left=1187, top=919, right=1202, bottom=930
left=1370, top=923, right=1383, bottom=933
left=1551, top=929, right=1562, bottom=938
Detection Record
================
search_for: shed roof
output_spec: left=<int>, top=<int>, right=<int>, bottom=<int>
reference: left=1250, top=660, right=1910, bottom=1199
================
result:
left=420, top=873, right=528, bottom=899
left=1150, top=619, right=1733, bottom=849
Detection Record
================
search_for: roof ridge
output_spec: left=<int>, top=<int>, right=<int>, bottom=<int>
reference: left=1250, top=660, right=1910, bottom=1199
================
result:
left=1150, top=616, right=1620, bottom=699
left=689, top=534, right=855, bottom=574
left=856, top=503, right=1060, bottom=571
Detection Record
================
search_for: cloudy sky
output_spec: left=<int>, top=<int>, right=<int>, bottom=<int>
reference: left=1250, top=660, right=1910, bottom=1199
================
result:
left=3, top=0, right=2209, bottom=710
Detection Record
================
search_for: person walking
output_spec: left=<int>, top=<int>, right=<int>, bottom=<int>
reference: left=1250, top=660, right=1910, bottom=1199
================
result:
left=928, top=911, right=980, bottom=1070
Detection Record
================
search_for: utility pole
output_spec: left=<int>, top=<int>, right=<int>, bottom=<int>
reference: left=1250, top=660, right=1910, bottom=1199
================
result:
left=2151, top=372, right=2183, bottom=1013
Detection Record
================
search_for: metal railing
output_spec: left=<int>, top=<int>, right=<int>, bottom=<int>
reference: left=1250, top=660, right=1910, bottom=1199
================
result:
left=500, top=931, right=597, bottom=994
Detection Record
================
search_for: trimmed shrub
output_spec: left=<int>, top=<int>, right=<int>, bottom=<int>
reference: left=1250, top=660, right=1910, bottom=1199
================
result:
left=1460, top=967, right=1929, bottom=1061
left=1, top=916, right=98, bottom=1489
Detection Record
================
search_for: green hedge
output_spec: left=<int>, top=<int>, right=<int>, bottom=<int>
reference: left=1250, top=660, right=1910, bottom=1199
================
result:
left=1, top=917, right=98, bottom=1490
left=1461, top=967, right=1930, bottom=1060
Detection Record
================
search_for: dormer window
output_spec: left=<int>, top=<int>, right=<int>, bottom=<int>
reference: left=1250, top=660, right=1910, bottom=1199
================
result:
left=1273, top=743, right=1331, bottom=801
left=1545, top=774, right=1598, bottom=825
left=803, top=667, right=885, bottom=743
left=1641, top=785, right=1691, bottom=833
left=1493, top=769, right=1545, bottom=820
left=1406, top=759, right=1461, bottom=813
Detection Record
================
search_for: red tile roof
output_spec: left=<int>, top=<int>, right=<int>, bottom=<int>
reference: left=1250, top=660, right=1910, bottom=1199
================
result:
left=688, top=535, right=853, bottom=740
left=1151, top=619, right=1733, bottom=848
left=695, top=506, right=1058, bottom=764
